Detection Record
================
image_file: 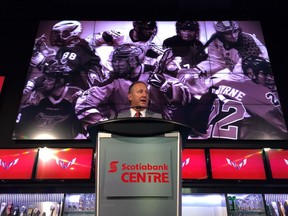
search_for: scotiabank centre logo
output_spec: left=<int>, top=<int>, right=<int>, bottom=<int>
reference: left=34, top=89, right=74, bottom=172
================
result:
left=108, top=160, right=170, bottom=183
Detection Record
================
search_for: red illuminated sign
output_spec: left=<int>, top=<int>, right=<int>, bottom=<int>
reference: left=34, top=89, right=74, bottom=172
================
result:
left=0, top=149, right=37, bottom=180
left=0, top=76, right=4, bottom=93
left=210, top=149, right=266, bottom=180
left=121, top=172, right=169, bottom=183
left=36, top=148, right=93, bottom=179
left=182, top=149, right=207, bottom=179
left=108, top=161, right=170, bottom=183
left=266, top=149, right=288, bottom=179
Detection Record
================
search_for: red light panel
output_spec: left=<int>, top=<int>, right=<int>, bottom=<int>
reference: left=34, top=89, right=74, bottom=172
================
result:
left=210, top=149, right=266, bottom=180
left=0, top=76, right=4, bottom=93
left=36, top=148, right=93, bottom=179
left=0, top=149, right=37, bottom=179
left=182, top=149, right=207, bottom=179
left=266, top=149, right=288, bottom=179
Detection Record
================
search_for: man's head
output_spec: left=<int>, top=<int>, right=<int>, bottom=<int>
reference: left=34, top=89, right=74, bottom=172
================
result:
left=176, top=21, right=199, bottom=41
left=42, top=61, right=71, bottom=92
left=213, top=21, right=241, bottom=43
left=132, top=21, right=157, bottom=42
left=128, top=81, right=149, bottom=109
left=49, top=20, right=82, bottom=46
left=112, top=44, right=144, bottom=79
left=242, top=56, right=275, bottom=91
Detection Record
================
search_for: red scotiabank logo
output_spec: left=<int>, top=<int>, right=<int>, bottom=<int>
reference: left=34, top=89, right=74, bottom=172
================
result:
left=108, top=161, right=119, bottom=173
left=108, top=160, right=170, bottom=183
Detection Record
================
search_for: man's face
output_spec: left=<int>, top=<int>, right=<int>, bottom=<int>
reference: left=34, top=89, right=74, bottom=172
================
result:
left=112, top=58, right=132, bottom=77
left=245, top=68, right=256, bottom=81
left=178, top=29, right=197, bottom=41
left=246, top=68, right=275, bottom=90
left=223, top=29, right=240, bottom=43
left=128, top=82, right=149, bottom=108
left=43, top=76, right=57, bottom=91
left=135, top=27, right=155, bottom=41
left=257, top=71, right=274, bottom=89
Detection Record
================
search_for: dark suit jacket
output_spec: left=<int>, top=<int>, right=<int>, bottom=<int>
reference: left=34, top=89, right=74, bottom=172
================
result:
left=117, top=109, right=162, bottom=119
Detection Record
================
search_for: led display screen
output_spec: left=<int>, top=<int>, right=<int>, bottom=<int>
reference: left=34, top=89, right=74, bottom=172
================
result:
left=12, top=20, right=288, bottom=140
left=182, top=149, right=207, bottom=179
left=0, top=148, right=37, bottom=180
left=266, top=149, right=288, bottom=179
left=0, top=76, right=4, bottom=93
left=210, top=149, right=266, bottom=180
left=35, top=148, right=93, bottom=179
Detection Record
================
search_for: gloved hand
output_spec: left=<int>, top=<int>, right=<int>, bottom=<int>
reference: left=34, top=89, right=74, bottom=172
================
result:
left=148, top=73, right=166, bottom=88
left=102, top=30, right=122, bottom=44
left=178, top=69, right=208, bottom=96
left=23, top=80, right=36, bottom=94
left=102, top=31, right=113, bottom=44
left=30, top=52, right=45, bottom=68
left=148, top=73, right=171, bottom=93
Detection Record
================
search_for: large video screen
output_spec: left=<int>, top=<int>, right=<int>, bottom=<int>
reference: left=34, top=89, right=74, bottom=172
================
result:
left=0, top=148, right=37, bottom=180
left=209, top=149, right=266, bottom=180
left=182, top=149, right=207, bottom=179
left=13, top=20, right=288, bottom=140
left=35, top=148, right=93, bottom=180
left=266, top=149, right=288, bottom=179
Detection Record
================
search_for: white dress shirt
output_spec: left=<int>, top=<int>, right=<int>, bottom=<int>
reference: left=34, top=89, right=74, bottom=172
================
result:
left=130, top=108, right=146, bottom=117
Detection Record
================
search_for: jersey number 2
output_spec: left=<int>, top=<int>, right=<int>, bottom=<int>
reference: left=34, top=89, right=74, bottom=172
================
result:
left=206, top=98, right=246, bottom=140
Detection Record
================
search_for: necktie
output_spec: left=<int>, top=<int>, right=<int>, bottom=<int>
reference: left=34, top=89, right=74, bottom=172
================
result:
left=135, top=111, right=141, bottom=117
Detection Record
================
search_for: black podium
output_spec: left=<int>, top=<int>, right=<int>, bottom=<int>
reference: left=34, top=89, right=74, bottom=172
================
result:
left=88, top=118, right=191, bottom=216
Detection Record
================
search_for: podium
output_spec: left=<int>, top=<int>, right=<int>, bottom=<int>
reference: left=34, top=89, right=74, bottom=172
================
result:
left=88, top=118, right=191, bottom=216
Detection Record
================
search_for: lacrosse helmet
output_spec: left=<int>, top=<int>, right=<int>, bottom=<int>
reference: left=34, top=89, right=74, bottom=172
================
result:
left=112, top=44, right=144, bottom=78
left=176, top=21, right=200, bottom=41
left=132, top=21, right=157, bottom=41
left=42, top=61, right=72, bottom=85
left=242, top=56, right=275, bottom=91
left=176, top=21, right=199, bottom=32
left=49, top=20, right=82, bottom=46
left=213, top=21, right=240, bottom=34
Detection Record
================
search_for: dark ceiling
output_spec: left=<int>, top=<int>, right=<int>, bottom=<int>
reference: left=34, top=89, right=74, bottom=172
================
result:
left=1, top=0, right=287, bottom=20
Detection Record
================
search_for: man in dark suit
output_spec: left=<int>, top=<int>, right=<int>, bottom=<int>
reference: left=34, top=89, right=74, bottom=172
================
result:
left=117, top=81, right=162, bottom=118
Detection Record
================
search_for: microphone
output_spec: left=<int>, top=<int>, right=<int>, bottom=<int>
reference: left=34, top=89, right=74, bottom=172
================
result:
left=132, top=106, right=147, bottom=110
